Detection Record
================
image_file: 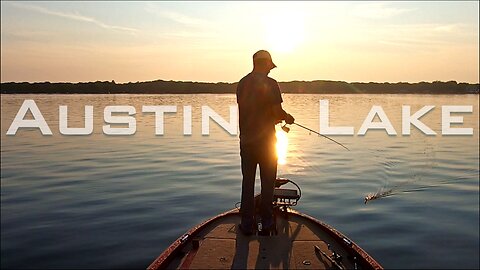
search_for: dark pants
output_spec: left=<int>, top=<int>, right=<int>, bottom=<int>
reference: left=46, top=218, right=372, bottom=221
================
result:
left=240, top=139, right=277, bottom=229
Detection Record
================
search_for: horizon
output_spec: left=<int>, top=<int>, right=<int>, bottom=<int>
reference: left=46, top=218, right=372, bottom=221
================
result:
left=1, top=78, right=479, bottom=85
left=1, top=1, right=479, bottom=84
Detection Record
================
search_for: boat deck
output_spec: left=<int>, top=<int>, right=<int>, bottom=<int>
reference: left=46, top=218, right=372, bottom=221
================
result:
left=165, top=211, right=360, bottom=269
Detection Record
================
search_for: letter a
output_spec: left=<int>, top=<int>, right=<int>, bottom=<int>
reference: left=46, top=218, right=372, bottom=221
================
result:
left=6, top=99, right=52, bottom=135
left=358, top=106, right=397, bottom=135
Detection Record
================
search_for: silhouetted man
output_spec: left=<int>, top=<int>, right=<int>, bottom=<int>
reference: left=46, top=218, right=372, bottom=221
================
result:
left=236, top=50, right=295, bottom=235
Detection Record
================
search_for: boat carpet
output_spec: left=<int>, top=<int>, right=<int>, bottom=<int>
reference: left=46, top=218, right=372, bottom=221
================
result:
left=186, top=214, right=344, bottom=269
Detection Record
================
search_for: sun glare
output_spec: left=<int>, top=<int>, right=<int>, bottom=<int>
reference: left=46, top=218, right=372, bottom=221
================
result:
left=276, top=130, right=289, bottom=165
left=264, top=10, right=306, bottom=53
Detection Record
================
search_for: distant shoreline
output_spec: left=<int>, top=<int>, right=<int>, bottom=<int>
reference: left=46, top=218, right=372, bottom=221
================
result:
left=1, top=79, right=478, bottom=94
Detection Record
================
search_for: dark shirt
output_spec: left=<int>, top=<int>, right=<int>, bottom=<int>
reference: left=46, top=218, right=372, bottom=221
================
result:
left=236, top=72, right=283, bottom=146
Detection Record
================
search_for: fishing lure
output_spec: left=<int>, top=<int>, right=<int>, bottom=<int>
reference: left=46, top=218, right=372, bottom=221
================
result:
left=364, top=189, right=393, bottom=204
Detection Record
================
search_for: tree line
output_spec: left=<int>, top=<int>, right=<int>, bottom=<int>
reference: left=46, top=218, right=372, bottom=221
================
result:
left=1, top=79, right=478, bottom=94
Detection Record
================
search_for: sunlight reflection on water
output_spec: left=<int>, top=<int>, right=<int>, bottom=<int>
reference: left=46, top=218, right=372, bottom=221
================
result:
left=276, top=129, right=289, bottom=165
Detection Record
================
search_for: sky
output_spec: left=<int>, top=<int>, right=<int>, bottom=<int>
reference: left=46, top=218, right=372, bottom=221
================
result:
left=1, top=1, right=479, bottom=83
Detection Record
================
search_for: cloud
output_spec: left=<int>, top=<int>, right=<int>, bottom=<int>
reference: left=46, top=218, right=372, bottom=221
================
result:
left=144, top=3, right=212, bottom=28
left=433, top=24, right=464, bottom=33
left=352, top=3, right=414, bottom=19
left=155, top=10, right=210, bottom=27
left=143, top=3, right=217, bottom=41
left=161, top=31, right=217, bottom=39
left=374, top=23, right=475, bottom=51
left=9, top=2, right=138, bottom=34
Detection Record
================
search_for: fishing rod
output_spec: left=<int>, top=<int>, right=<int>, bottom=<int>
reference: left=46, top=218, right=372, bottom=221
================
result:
left=282, top=122, right=350, bottom=151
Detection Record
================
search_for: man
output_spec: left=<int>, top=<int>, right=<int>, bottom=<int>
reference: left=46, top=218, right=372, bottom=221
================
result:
left=236, top=50, right=295, bottom=235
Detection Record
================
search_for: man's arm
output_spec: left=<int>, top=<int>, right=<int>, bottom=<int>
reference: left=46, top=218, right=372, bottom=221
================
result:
left=273, top=104, right=295, bottom=124
left=270, top=79, right=294, bottom=124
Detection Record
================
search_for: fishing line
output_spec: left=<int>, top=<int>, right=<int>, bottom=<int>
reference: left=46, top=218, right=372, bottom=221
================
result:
left=364, top=171, right=479, bottom=204
left=275, top=124, right=324, bottom=178
left=296, top=155, right=323, bottom=177
left=364, top=168, right=427, bottom=204
left=364, top=167, right=479, bottom=204
left=365, top=179, right=414, bottom=204
left=290, top=123, right=351, bottom=151
left=401, top=170, right=479, bottom=191
left=364, top=146, right=432, bottom=204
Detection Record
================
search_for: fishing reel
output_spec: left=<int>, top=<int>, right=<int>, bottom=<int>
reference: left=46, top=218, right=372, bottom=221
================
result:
left=281, top=123, right=290, bottom=133
left=281, top=123, right=308, bottom=135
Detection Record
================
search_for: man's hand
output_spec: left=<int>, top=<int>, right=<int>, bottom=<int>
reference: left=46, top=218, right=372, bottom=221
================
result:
left=285, top=114, right=295, bottom=125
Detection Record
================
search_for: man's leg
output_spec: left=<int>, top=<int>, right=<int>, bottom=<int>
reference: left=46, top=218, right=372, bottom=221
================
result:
left=259, top=142, right=277, bottom=229
left=240, top=145, right=257, bottom=233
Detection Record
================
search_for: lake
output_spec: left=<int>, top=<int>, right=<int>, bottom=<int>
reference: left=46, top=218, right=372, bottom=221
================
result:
left=1, top=94, right=479, bottom=269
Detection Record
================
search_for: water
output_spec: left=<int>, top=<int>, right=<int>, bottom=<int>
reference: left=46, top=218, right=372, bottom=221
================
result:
left=1, top=94, right=479, bottom=269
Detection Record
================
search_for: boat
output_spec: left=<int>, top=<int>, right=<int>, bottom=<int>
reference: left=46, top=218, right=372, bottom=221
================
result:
left=148, top=178, right=383, bottom=269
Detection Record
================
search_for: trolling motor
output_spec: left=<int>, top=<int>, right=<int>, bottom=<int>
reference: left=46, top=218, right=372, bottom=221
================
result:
left=273, top=178, right=302, bottom=208
left=256, top=178, right=302, bottom=236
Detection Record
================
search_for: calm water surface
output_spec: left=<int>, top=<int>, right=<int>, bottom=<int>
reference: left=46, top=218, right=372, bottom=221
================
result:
left=1, top=94, right=479, bottom=269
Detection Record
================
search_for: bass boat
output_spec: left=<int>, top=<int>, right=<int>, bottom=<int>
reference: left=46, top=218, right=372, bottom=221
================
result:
left=148, top=178, right=383, bottom=270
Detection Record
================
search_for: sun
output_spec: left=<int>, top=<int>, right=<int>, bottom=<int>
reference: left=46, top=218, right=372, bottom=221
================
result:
left=263, top=10, right=306, bottom=53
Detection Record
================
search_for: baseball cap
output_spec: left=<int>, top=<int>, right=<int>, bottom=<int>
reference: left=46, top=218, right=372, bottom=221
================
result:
left=253, top=50, right=277, bottom=69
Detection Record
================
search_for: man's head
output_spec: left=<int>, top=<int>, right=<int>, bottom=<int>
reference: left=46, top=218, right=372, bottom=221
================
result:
left=253, top=50, right=276, bottom=74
